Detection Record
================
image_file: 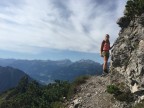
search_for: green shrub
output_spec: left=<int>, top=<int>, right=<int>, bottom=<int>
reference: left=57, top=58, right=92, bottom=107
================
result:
left=50, top=102, right=64, bottom=108
left=115, top=91, right=134, bottom=103
left=0, top=75, right=91, bottom=108
left=107, top=85, right=134, bottom=103
left=107, top=85, right=120, bottom=94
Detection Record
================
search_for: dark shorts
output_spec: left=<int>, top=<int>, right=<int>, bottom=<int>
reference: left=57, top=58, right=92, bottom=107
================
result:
left=102, top=51, right=109, bottom=58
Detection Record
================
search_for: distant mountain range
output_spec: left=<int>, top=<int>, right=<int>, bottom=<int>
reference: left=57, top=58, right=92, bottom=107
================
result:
left=0, top=66, right=31, bottom=93
left=0, top=59, right=103, bottom=84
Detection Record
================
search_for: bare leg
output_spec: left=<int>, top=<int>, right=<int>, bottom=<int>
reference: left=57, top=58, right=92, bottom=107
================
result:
left=103, top=56, right=108, bottom=71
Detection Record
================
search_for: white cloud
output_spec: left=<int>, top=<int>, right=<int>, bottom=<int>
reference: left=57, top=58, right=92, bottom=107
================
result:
left=0, top=0, right=127, bottom=53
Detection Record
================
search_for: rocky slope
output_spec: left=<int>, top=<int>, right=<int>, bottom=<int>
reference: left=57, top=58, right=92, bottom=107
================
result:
left=66, top=75, right=130, bottom=108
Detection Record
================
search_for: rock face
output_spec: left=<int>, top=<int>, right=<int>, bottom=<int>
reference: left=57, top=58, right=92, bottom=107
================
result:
left=111, top=13, right=144, bottom=96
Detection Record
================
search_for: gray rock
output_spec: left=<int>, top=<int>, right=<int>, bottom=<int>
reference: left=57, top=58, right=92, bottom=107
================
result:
left=138, top=13, right=144, bottom=26
left=111, top=12, right=144, bottom=103
left=72, top=97, right=82, bottom=108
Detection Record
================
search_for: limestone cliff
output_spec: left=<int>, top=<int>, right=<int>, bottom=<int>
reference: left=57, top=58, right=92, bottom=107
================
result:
left=110, top=13, right=144, bottom=100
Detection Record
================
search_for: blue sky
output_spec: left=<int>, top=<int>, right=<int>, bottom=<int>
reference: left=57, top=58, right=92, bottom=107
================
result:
left=0, top=0, right=127, bottom=62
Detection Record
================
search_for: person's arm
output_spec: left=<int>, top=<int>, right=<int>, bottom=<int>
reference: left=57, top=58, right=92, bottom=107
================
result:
left=110, top=43, right=115, bottom=50
left=100, top=40, right=104, bottom=54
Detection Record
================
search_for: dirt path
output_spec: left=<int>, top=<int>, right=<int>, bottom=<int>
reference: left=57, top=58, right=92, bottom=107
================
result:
left=67, top=75, right=127, bottom=108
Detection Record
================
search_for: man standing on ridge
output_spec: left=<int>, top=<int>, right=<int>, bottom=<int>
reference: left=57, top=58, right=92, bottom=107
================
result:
left=100, top=34, right=114, bottom=76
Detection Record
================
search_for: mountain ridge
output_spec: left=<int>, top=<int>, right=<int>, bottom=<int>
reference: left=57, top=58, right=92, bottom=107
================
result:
left=0, top=59, right=103, bottom=84
left=0, top=66, right=32, bottom=93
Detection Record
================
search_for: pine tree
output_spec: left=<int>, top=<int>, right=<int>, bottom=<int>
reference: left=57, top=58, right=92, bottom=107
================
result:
left=125, top=0, right=144, bottom=19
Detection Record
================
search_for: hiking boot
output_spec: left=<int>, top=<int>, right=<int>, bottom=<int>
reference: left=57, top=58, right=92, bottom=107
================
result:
left=101, top=71, right=108, bottom=77
left=104, top=69, right=109, bottom=74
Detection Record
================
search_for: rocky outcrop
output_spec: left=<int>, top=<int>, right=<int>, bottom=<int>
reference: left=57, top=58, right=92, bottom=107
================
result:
left=117, top=16, right=130, bottom=28
left=110, top=13, right=144, bottom=101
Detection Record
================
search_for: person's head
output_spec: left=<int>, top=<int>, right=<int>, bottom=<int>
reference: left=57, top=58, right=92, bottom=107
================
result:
left=105, top=34, right=110, bottom=42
